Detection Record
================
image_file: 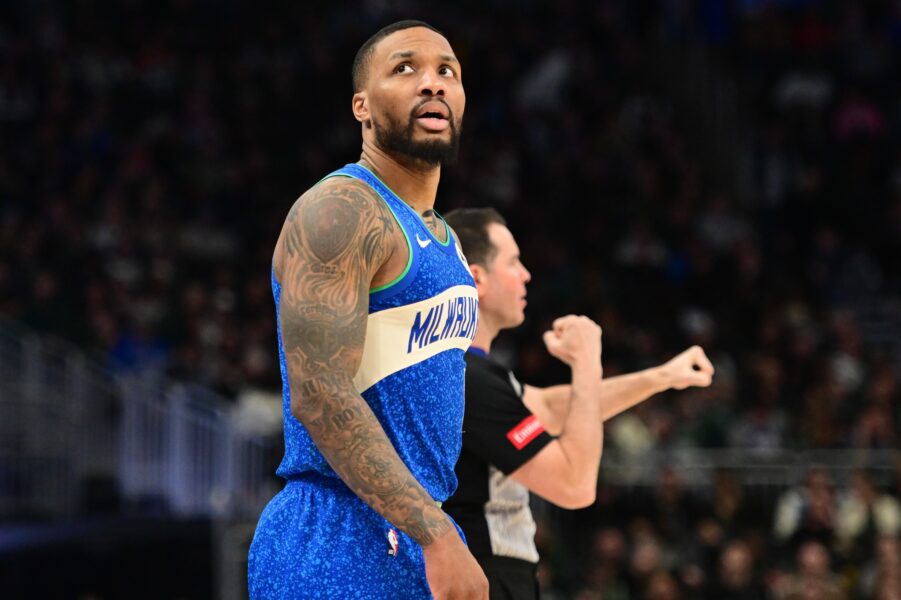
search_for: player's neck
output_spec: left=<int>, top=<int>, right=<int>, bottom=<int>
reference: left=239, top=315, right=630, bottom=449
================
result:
left=359, top=146, right=441, bottom=214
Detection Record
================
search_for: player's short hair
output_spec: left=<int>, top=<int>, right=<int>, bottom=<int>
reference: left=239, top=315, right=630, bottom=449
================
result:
left=444, top=208, right=507, bottom=268
left=352, top=20, right=445, bottom=92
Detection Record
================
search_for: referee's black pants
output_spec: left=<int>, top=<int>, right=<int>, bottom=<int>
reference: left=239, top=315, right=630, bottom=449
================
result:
left=476, top=555, right=539, bottom=600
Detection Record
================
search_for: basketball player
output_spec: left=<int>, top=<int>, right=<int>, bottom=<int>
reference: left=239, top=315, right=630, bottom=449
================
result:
left=443, top=208, right=715, bottom=599
left=248, top=22, right=488, bottom=599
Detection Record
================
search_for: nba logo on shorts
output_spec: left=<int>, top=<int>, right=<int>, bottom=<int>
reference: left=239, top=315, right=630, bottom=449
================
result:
left=387, top=528, right=399, bottom=556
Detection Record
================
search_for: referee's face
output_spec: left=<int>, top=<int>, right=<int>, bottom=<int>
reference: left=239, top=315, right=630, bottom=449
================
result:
left=478, top=224, right=531, bottom=330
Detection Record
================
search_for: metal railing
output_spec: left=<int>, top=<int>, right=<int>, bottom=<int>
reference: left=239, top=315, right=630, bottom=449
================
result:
left=119, top=376, right=275, bottom=518
left=0, top=320, right=276, bottom=521
left=598, top=448, right=900, bottom=488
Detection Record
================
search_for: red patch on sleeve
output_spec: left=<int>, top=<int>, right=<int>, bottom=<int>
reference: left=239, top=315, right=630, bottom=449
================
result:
left=506, top=415, right=545, bottom=450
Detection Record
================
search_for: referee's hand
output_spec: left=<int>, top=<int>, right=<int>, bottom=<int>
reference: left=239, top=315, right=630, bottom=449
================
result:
left=660, top=345, right=715, bottom=390
left=423, top=523, right=489, bottom=599
left=542, top=314, right=602, bottom=371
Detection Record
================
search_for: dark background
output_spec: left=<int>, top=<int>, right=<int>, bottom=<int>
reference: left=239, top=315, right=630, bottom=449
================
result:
left=1, top=1, right=899, bottom=598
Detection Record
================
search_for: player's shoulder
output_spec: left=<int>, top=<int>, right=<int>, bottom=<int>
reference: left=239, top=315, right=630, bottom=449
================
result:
left=274, top=174, right=395, bottom=272
left=281, top=174, right=389, bottom=241
left=293, top=174, right=382, bottom=216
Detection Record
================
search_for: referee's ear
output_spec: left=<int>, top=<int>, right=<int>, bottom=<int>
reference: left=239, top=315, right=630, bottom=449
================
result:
left=470, top=263, right=487, bottom=296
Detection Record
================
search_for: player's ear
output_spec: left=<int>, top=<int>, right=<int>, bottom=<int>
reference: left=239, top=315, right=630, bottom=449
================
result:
left=352, top=92, right=370, bottom=125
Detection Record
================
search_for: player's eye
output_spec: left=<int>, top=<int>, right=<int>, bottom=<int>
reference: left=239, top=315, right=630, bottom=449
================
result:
left=439, top=66, right=456, bottom=77
left=394, top=63, right=413, bottom=74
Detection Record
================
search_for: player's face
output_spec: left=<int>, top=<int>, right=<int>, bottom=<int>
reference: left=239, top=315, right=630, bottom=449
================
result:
left=359, top=27, right=465, bottom=165
left=480, top=224, right=531, bottom=329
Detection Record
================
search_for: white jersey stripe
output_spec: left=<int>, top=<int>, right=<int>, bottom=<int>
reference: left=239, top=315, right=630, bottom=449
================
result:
left=353, top=285, right=479, bottom=393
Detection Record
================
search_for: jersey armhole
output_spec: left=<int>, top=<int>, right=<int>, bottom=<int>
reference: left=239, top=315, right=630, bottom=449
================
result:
left=370, top=197, right=413, bottom=294
left=431, top=209, right=452, bottom=247
left=317, top=172, right=415, bottom=296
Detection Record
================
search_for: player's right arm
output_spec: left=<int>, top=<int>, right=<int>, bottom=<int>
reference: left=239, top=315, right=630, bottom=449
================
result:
left=275, top=177, right=487, bottom=599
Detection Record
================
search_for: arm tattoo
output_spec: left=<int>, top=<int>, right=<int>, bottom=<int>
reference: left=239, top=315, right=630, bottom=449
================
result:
left=279, top=179, right=452, bottom=547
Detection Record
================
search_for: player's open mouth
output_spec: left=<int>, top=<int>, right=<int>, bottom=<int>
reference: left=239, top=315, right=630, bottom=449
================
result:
left=415, top=103, right=450, bottom=132
left=416, top=114, right=449, bottom=132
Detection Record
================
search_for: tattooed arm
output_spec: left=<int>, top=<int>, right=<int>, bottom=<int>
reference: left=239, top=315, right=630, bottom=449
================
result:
left=275, top=176, right=455, bottom=545
left=277, top=177, right=488, bottom=598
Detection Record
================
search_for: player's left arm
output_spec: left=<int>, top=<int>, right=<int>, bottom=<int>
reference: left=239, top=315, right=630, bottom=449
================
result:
left=523, top=345, right=715, bottom=435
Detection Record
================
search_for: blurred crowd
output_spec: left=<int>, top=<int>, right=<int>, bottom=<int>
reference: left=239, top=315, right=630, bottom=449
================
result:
left=2, top=0, right=898, bottom=449
left=540, top=466, right=901, bottom=599
left=1, top=0, right=900, bottom=597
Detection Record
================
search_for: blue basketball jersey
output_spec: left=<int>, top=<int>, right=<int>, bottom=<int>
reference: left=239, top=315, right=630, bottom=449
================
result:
left=272, top=163, right=478, bottom=502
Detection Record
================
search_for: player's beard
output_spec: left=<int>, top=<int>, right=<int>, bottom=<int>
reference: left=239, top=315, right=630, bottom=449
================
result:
left=373, top=106, right=461, bottom=166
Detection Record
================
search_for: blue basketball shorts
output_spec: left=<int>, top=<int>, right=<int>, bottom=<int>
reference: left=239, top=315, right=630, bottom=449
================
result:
left=248, top=474, right=457, bottom=599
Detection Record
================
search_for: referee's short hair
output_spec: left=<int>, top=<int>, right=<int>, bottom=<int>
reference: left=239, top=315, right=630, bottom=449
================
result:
left=444, top=208, right=506, bottom=268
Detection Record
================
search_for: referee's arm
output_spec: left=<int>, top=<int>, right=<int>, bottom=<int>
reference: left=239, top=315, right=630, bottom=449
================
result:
left=507, top=315, right=604, bottom=509
left=523, top=345, right=715, bottom=434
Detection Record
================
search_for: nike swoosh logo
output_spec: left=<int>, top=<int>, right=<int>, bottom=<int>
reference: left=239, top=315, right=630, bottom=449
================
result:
left=416, top=234, right=432, bottom=249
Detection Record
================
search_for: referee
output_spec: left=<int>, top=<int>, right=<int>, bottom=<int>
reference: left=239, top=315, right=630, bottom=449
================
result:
left=443, top=208, right=715, bottom=599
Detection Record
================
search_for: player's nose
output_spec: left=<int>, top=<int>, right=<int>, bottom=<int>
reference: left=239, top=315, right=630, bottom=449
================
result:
left=417, top=69, right=446, bottom=96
